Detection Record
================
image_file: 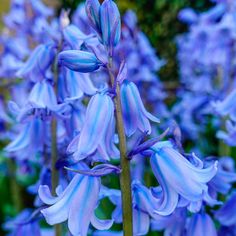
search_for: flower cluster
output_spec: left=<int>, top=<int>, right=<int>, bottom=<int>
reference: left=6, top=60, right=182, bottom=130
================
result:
left=0, top=0, right=236, bottom=236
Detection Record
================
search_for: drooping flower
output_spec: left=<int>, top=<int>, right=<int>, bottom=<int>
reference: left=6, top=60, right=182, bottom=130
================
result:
left=8, top=80, right=70, bottom=122
left=217, top=120, right=236, bottom=146
left=3, top=209, right=41, bottom=236
left=63, top=24, right=93, bottom=49
left=215, top=191, right=236, bottom=226
left=60, top=68, right=97, bottom=102
left=39, top=173, right=113, bottom=236
left=186, top=212, right=217, bottom=236
left=58, top=50, right=103, bottom=73
left=214, top=89, right=236, bottom=121
left=99, top=0, right=121, bottom=49
left=208, top=156, right=236, bottom=195
left=5, top=118, right=47, bottom=156
left=104, top=183, right=153, bottom=236
left=151, top=208, right=187, bottom=236
left=120, top=80, right=159, bottom=137
left=17, top=44, right=56, bottom=82
left=67, top=93, right=118, bottom=161
left=150, top=142, right=218, bottom=215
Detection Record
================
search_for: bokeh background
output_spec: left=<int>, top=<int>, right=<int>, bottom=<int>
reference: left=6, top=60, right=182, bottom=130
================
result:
left=0, top=0, right=213, bottom=83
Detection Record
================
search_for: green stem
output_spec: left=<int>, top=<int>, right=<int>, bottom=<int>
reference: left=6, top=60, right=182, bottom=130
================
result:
left=108, top=59, right=133, bottom=236
left=51, top=51, right=62, bottom=236
left=7, top=158, right=24, bottom=212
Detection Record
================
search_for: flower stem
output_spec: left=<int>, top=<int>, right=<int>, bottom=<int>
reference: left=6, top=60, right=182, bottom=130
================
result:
left=51, top=50, right=62, bottom=236
left=7, top=158, right=24, bottom=212
left=108, top=59, right=133, bottom=236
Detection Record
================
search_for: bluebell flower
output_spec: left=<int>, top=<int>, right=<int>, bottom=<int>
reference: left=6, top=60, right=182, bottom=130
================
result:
left=39, top=174, right=113, bottom=236
left=214, top=89, right=236, bottom=121
left=60, top=68, right=97, bottom=102
left=150, top=143, right=218, bottom=215
left=123, top=10, right=137, bottom=31
left=85, top=0, right=101, bottom=34
left=17, top=44, right=56, bottom=82
left=67, top=93, right=118, bottom=161
left=63, top=24, right=94, bottom=49
left=3, top=209, right=41, bottom=236
left=100, top=0, right=121, bottom=49
left=104, top=184, right=152, bottom=236
left=151, top=208, right=187, bottom=236
left=186, top=212, right=217, bottom=236
left=5, top=118, right=46, bottom=157
left=208, top=157, right=236, bottom=195
left=120, top=80, right=160, bottom=137
left=217, top=120, right=236, bottom=146
left=215, top=191, right=236, bottom=226
left=58, top=50, right=103, bottom=73
left=8, top=80, right=70, bottom=122
left=0, top=53, right=24, bottom=78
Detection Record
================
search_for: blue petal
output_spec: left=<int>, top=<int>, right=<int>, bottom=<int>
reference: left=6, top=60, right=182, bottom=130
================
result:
left=133, top=209, right=150, bottom=236
left=28, top=80, right=57, bottom=110
left=85, top=0, right=101, bottom=33
left=150, top=155, right=179, bottom=216
left=91, top=213, right=113, bottom=230
left=63, top=24, right=92, bottom=49
left=73, top=93, right=114, bottom=160
left=40, top=174, right=84, bottom=225
left=215, top=191, right=236, bottom=226
left=151, top=147, right=217, bottom=202
left=68, top=176, right=100, bottom=236
left=186, top=212, right=217, bottom=236
left=17, top=44, right=56, bottom=82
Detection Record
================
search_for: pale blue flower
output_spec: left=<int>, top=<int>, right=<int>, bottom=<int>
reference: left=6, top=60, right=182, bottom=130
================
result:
left=39, top=174, right=113, bottom=236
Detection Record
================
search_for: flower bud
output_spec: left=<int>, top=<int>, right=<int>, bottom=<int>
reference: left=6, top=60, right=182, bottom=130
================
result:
left=100, top=0, right=121, bottom=49
left=58, top=50, right=102, bottom=73
left=85, top=0, right=101, bottom=33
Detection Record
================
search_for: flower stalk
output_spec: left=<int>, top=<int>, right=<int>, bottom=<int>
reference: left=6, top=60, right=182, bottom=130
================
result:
left=51, top=50, right=62, bottom=236
left=108, top=58, right=133, bottom=236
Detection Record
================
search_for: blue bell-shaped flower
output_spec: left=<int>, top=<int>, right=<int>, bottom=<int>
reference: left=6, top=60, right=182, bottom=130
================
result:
left=39, top=174, right=113, bottom=236
left=120, top=80, right=159, bottom=137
